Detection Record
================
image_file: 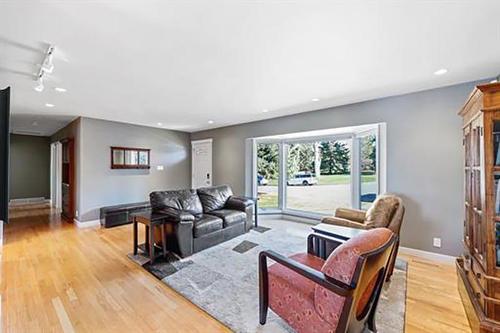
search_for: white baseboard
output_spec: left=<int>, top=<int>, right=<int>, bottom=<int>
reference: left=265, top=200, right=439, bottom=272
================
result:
left=262, top=214, right=457, bottom=265
left=260, top=213, right=318, bottom=225
left=73, top=218, right=101, bottom=229
left=399, top=246, right=456, bottom=265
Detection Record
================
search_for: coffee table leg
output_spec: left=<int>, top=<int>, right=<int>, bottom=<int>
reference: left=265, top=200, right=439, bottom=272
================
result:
left=133, top=218, right=138, bottom=255
left=161, top=224, right=167, bottom=258
left=145, top=225, right=150, bottom=252
left=149, top=225, right=155, bottom=264
left=254, top=199, right=258, bottom=227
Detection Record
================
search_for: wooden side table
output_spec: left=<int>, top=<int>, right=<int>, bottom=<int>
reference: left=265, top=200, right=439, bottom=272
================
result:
left=131, top=210, right=167, bottom=264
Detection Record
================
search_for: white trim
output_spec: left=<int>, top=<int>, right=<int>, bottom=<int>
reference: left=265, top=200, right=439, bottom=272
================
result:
left=260, top=213, right=318, bottom=225
left=399, top=246, right=456, bottom=265
left=191, top=138, right=213, bottom=145
left=50, top=142, right=63, bottom=209
left=73, top=218, right=101, bottom=229
left=378, top=123, right=387, bottom=194
left=351, top=135, right=360, bottom=209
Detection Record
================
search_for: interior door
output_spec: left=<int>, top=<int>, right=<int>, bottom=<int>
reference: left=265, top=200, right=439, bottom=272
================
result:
left=0, top=87, right=10, bottom=223
left=192, top=139, right=213, bottom=188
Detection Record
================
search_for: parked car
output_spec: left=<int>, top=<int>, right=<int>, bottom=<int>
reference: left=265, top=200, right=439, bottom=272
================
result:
left=257, top=174, right=269, bottom=186
left=287, top=172, right=318, bottom=186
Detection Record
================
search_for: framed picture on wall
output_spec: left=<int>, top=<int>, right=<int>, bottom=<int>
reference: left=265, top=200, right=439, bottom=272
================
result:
left=111, top=147, right=150, bottom=169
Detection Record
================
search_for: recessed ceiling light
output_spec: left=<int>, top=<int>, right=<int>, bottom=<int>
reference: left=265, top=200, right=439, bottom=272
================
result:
left=208, top=120, right=214, bottom=124
left=311, top=98, right=320, bottom=102
left=434, top=68, right=448, bottom=76
left=157, top=122, right=163, bottom=126
left=45, top=103, right=55, bottom=108
left=262, top=109, right=269, bottom=113
left=54, top=87, right=67, bottom=92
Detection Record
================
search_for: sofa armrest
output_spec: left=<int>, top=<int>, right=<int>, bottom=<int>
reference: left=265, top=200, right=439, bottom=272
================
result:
left=334, top=207, right=366, bottom=222
left=158, top=207, right=195, bottom=222
left=225, top=196, right=254, bottom=212
left=321, top=216, right=369, bottom=230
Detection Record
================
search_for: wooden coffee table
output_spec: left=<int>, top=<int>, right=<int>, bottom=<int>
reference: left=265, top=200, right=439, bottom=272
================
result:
left=311, top=223, right=365, bottom=241
left=311, top=223, right=366, bottom=258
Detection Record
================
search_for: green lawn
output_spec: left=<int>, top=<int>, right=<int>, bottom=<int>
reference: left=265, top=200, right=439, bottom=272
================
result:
left=264, top=174, right=375, bottom=186
left=258, top=174, right=376, bottom=209
left=259, top=193, right=278, bottom=208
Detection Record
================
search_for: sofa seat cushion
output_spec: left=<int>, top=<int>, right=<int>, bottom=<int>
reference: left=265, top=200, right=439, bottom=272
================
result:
left=208, top=209, right=246, bottom=227
left=193, top=214, right=223, bottom=237
left=268, top=253, right=333, bottom=333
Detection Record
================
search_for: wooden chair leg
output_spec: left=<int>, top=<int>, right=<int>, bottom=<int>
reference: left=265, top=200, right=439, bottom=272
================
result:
left=161, top=224, right=167, bottom=258
left=133, top=218, right=138, bottom=255
left=385, top=239, right=399, bottom=282
left=259, top=252, right=269, bottom=325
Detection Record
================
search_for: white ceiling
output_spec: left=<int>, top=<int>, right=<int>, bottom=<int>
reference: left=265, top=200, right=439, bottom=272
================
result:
left=1, top=1, right=499, bottom=136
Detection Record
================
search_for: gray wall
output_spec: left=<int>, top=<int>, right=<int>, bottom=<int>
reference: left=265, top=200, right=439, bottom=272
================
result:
left=191, top=81, right=488, bottom=256
left=77, top=117, right=191, bottom=222
left=9, top=134, right=50, bottom=200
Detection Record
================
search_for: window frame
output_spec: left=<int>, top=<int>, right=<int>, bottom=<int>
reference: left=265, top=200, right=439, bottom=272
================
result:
left=250, top=124, right=385, bottom=220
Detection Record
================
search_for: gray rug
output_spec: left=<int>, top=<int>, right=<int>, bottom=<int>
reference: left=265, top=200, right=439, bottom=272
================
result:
left=129, top=226, right=406, bottom=333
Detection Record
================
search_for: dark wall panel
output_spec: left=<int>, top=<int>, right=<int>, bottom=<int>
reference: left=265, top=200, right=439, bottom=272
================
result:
left=0, top=87, right=10, bottom=223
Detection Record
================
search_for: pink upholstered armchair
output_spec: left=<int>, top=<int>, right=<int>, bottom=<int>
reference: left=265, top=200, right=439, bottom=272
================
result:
left=259, top=228, right=397, bottom=333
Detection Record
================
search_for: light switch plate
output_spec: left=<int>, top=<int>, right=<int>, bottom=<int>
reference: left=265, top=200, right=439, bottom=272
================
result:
left=156, top=165, right=164, bottom=171
left=433, top=237, right=441, bottom=248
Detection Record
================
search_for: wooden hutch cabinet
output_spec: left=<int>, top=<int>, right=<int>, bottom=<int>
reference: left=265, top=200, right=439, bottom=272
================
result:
left=457, top=82, right=500, bottom=332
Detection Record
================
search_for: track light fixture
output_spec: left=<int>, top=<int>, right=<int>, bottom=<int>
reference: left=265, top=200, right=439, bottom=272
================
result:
left=34, top=76, right=44, bottom=92
left=33, top=44, right=55, bottom=92
left=41, top=45, right=55, bottom=73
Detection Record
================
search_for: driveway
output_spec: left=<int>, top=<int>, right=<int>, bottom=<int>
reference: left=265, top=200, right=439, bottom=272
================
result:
left=258, top=182, right=377, bottom=214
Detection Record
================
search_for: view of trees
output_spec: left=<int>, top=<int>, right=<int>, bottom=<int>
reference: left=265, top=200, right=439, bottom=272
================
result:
left=257, top=143, right=279, bottom=180
left=360, top=135, right=376, bottom=174
left=257, top=135, right=376, bottom=181
left=287, top=143, right=316, bottom=178
left=319, top=141, right=350, bottom=175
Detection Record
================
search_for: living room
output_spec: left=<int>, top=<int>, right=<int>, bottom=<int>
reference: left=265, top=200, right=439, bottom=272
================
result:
left=1, top=1, right=499, bottom=332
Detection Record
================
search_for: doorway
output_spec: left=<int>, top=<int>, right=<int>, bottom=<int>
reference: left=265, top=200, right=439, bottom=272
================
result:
left=191, top=139, right=213, bottom=189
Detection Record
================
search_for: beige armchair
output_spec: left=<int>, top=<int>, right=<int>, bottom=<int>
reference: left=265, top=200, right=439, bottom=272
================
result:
left=322, top=194, right=405, bottom=280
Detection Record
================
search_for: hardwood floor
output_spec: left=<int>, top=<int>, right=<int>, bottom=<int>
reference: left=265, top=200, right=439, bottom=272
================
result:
left=2, top=205, right=470, bottom=332
left=402, top=254, right=471, bottom=333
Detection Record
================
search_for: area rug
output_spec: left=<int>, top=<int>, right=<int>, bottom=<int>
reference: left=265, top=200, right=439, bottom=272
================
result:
left=129, top=226, right=407, bottom=333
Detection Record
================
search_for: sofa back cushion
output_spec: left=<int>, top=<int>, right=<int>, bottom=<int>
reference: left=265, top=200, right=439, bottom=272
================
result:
left=365, top=194, right=400, bottom=228
left=150, top=189, right=203, bottom=216
left=197, top=185, right=233, bottom=212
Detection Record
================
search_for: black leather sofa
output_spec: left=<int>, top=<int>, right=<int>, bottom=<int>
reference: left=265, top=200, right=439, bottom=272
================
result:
left=149, top=185, right=254, bottom=258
